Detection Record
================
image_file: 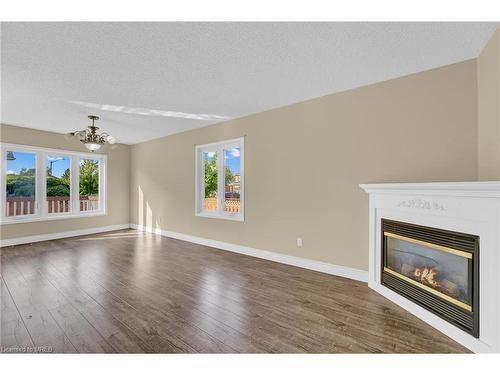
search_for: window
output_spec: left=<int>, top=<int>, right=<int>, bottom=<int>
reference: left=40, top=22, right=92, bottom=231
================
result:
left=223, top=147, right=241, bottom=213
left=5, top=151, right=37, bottom=217
left=1, top=143, right=106, bottom=223
left=202, top=150, right=218, bottom=212
left=195, top=137, right=244, bottom=221
left=79, top=158, right=100, bottom=212
left=46, top=155, right=71, bottom=214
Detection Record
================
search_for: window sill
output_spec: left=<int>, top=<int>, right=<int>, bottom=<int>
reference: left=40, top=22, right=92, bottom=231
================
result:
left=0, top=211, right=107, bottom=225
left=195, top=212, right=244, bottom=222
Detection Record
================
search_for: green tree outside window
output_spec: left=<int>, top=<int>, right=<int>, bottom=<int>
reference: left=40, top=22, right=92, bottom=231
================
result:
left=204, top=154, right=234, bottom=198
left=79, top=160, right=99, bottom=196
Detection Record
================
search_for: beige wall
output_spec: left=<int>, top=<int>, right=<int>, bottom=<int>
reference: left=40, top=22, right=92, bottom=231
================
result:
left=478, top=27, right=500, bottom=180
left=130, top=60, right=478, bottom=271
left=0, top=124, right=130, bottom=239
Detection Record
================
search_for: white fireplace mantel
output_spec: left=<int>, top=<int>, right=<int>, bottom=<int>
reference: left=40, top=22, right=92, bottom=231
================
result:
left=359, top=181, right=500, bottom=353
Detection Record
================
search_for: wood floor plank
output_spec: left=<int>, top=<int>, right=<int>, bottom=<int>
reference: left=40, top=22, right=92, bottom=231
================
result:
left=1, top=267, right=76, bottom=353
left=37, top=266, right=156, bottom=353
left=0, top=229, right=470, bottom=353
left=48, top=244, right=318, bottom=352
left=44, top=242, right=247, bottom=353
left=0, top=276, right=34, bottom=351
left=101, top=254, right=368, bottom=352
left=79, top=242, right=439, bottom=352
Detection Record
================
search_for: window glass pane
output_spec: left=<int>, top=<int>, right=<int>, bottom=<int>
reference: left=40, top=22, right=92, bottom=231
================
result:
left=5, top=151, right=36, bottom=216
left=79, top=159, right=99, bottom=211
left=203, top=151, right=218, bottom=212
left=224, top=147, right=241, bottom=213
left=46, top=155, right=71, bottom=214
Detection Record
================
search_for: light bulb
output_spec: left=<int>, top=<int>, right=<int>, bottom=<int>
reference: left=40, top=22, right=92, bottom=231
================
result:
left=84, top=142, right=102, bottom=151
left=106, top=135, right=116, bottom=144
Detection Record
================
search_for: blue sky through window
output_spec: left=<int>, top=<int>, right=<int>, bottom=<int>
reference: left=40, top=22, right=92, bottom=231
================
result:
left=46, top=156, right=70, bottom=177
left=224, top=148, right=240, bottom=174
left=204, top=151, right=216, bottom=162
left=6, top=152, right=72, bottom=177
left=6, top=151, right=36, bottom=175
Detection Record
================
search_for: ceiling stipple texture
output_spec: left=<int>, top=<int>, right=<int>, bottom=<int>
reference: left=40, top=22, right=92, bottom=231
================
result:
left=1, top=22, right=497, bottom=144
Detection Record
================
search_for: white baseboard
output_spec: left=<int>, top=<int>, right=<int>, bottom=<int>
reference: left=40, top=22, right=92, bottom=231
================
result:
left=131, top=223, right=368, bottom=283
left=0, top=224, right=130, bottom=247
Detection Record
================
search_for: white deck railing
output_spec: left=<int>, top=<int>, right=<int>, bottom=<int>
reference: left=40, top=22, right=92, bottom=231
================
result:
left=5, top=196, right=99, bottom=216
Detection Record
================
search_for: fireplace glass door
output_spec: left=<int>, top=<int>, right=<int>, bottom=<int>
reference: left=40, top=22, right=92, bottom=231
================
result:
left=384, top=233, right=471, bottom=310
left=381, top=219, right=479, bottom=337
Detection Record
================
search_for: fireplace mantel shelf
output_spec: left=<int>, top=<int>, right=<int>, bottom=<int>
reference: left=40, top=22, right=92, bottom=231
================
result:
left=360, top=181, right=500, bottom=353
left=359, top=181, right=500, bottom=197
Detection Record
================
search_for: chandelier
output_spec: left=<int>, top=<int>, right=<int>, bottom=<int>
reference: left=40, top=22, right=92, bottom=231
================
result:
left=67, top=115, right=116, bottom=152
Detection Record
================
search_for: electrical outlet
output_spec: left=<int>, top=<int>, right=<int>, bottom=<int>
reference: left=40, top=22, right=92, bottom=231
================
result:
left=296, top=237, right=303, bottom=247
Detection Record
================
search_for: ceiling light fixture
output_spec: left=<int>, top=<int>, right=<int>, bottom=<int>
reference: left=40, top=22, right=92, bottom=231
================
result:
left=67, top=115, right=116, bottom=152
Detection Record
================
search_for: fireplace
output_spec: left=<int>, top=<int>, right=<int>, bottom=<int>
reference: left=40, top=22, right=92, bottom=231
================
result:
left=381, top=219, right=479, bottom=337
left=360, top=182, right=500, bottom=352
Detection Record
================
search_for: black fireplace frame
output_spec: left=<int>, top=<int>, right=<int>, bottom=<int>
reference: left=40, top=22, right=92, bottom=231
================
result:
left=381, top=219, right=479, bottom=338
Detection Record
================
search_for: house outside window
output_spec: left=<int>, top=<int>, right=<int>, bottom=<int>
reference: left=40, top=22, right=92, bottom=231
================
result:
left=195, top=137, right=244, bottom=221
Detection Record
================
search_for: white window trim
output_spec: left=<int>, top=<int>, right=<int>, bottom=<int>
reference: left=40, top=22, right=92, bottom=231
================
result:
left=195, top=137, right=244, bottom=221
left=0, top=143, right=107, bottom=225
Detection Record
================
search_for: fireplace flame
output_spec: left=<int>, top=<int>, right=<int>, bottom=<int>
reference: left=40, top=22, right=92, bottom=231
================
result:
left=414, top=266, right=440, bottom=288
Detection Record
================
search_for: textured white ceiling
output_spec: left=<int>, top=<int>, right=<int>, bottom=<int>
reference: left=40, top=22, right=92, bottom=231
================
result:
left=1, top=22, right=497, bottom=144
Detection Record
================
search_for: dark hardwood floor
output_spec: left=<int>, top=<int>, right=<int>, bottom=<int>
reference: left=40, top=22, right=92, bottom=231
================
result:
left=0, top=229, right=468, bottom=353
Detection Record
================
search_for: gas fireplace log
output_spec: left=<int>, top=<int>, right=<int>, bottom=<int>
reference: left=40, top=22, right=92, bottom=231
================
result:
left=440, top=279, right=458, bottom=296
left=454, top=274, right=467, bottom=288
left=401, top=263, right=414, bottom=277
